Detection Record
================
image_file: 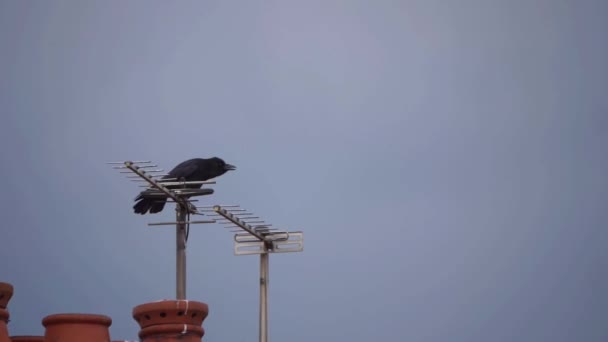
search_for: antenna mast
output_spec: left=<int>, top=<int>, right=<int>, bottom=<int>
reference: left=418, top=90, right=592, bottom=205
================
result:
left=109, top=160, right=216, bottom=299
left=109, top=160, right=304, bottom=342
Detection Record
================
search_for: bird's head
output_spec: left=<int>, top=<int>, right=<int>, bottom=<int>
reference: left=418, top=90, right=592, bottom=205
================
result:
left=211, top=157, right=236, bottom=174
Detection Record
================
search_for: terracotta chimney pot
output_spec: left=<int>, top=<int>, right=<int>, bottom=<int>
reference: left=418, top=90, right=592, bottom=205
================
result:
left=0, top=282, right=14, bottom=342
left=10, top=337, right=44, bottom=342
left=42, top=313, right=112, bottom=342
left=0, top=309, right=10, bottom=342
left=0, top=283, right=13, bottom=310
left=133, top=300, right=209, bottom=342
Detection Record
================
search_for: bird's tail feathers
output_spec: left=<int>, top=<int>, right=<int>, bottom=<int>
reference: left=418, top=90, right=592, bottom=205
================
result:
left=133, top=197, right=152, bottom=214
left=133, top=190, right=167, bottom=214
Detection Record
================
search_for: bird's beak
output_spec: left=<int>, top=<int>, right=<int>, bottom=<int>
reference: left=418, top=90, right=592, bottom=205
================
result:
left=224, top=163, right=236, bottom=171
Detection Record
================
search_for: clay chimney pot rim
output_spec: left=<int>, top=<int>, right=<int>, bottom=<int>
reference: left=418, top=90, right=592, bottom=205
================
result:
left=42, top=313, right=112, bottom=327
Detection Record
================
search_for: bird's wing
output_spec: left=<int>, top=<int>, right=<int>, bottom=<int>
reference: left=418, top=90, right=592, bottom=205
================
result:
left=165, top=158, right=201, bottom=180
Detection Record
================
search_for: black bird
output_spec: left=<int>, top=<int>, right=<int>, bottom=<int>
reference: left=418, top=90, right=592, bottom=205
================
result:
left=133, top=157, right=236, bottom=214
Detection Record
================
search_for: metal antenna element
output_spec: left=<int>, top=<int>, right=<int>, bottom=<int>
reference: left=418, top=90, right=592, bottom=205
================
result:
left=212, top=205, right=304, bottom=342
left=108, top=160, right=218, bottom=300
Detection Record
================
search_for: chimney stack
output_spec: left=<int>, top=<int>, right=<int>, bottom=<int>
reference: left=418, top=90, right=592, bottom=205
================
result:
left=0, top=282, right=14, bottom=342
left=10, top=337, right=44, bottom=342
left=42, top=314, right=112, bottom=342
left=133, top=300, right=209, bottom=342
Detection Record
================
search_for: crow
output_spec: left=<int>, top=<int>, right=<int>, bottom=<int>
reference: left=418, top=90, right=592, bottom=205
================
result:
left=133, top=157, right=236, bottom=214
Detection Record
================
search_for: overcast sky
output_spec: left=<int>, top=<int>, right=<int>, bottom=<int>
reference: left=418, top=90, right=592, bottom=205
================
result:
left=1, top=1, right=607, bottom=341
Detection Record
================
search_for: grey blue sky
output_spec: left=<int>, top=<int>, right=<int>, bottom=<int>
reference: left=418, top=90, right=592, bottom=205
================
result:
left=1, top=1, right=607, bottom=341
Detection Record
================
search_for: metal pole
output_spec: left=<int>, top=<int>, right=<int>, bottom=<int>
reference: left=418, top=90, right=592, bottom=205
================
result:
left=259, top=248, right=269, bottom=342
left=176, top=204, right=187, bottom=299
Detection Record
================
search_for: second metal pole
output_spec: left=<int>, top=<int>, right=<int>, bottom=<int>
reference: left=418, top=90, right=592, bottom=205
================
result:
left=176, top=204, right=187, bottom=299
left=260, top=249, right=269, bottom=342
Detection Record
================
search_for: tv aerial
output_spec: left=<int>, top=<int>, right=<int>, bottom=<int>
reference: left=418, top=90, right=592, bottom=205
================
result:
left=108, top=159, right=304, bottom=342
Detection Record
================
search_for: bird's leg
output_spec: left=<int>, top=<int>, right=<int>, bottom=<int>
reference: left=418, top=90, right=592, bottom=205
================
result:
left=264, top=240, right=275, bottom=252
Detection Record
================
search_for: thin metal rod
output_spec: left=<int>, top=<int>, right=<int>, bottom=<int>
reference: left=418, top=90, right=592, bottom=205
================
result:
left=260, top=250, right=269, bottom=342
left=157, top=180, right=216, bottom=186
left=176, top=204, right=187, bottom=300
left=198, top=208, right=247, bottom=212
left=148, top=220, right=215, bottom=226
left=198, top=205, right=241, bottom=208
